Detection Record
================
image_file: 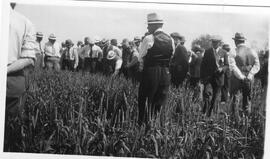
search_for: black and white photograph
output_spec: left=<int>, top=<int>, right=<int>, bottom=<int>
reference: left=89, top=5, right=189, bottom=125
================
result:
left=1, top=0, right=270, bottom=158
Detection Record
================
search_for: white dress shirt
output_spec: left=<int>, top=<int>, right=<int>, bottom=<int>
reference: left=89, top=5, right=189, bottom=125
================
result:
left=8, top=9, right=37, bottom=65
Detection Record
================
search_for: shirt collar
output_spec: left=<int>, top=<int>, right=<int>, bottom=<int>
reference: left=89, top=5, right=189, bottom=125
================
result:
left=154, top=28, right=163, bottom=33
left=236, top=43, right=246, bottom=48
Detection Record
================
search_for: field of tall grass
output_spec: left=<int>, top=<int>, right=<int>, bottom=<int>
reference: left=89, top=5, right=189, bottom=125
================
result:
left=10, top=68, right=266, bottom=158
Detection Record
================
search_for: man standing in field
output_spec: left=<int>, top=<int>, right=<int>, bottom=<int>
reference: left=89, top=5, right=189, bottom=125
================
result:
left=62, top=39, right=79, bottom=71
left=43, top=34, right=61, bottom=71
left=137, top=13, right=175, bottom=127
left=5, top=3, right=37, bottom=151
left=200, top=35, right=229, bottom=117
left=229, top=33, right=260, bottom=121
left=170, top=32, right=189, bottom=88
left=35, top=32, right=44, bottom=68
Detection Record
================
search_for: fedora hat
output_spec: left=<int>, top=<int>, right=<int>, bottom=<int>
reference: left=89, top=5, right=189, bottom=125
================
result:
left=65, top=39, right=73, bottom=46
left=36, top=32, right=43, bottom=38
left=107, top=50, right=116, bottom=60
left=147, top=13, right=164, bottom=24
left=232, top=32, right=246, bottom=41
left=48, top=33, right=56, bottom=40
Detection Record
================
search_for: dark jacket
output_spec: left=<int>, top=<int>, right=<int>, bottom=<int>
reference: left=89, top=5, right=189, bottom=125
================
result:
left=170, top=44, right=189, bottom=73
left=200, top=48, right=228, bottom=85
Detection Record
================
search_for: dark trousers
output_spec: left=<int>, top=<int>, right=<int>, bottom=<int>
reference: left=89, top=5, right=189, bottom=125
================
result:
left=82, top=57, right=91, bottom=73
left=5, top=70, right=26, bottom=152
left=170, top=65, right=187, bottom=88
left=221, top=72, right=231, bottom=102
left=202, top=77, right=222, bottom=117
left=62, top=59, right=75, bottom=71
left=90, top=58, right=98, bottom=73
left=138, top=66, right=170, bottom=126
left=230, top=75, right=252, bottom=119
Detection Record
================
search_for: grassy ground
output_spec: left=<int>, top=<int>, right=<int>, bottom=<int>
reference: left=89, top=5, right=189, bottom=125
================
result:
left=13, top=69, right=266, bottom=158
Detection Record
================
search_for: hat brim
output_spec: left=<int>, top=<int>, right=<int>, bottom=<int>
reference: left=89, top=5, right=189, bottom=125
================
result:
left=147, top=21, right=164, bottom=24
left=49, top=38, right=56, bottom=40
left=36, top=35, right=43, bottom=38
left=107, top=55, right=116, bottom=60
left=232, top=38, right=246, bottom=41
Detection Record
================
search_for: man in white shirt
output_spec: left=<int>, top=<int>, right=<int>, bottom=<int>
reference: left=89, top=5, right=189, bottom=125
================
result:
left=35, top=32, right=44, bottom=68
left=229, top=33, right=260, bottom=120
left=106, top=50, right=123, bottom=76
left=79, top=37, right=103, bottom=73
left=43, top=34, right=61, bottom=71
left=6, top=3, right=37, bottom=152
left=137, top=13, right=175, bottom=127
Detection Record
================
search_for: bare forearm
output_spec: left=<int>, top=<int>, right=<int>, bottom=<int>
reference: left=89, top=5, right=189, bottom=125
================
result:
left=7, top=58, right=34, bottom=74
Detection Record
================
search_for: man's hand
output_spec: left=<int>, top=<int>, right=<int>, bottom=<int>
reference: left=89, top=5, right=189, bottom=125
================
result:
left=246, top=73, right=254, bottom=81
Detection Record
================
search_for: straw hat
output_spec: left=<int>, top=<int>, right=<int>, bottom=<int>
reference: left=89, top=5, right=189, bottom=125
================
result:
left=107, top=50, right=116, bottom=60
left=210, top=35, right=222, bottom=42
left=147, top=13, right=164, bottom=24
left=36, top=32, right=43, bottom=38
left=48, top=33, right=56, bottom=40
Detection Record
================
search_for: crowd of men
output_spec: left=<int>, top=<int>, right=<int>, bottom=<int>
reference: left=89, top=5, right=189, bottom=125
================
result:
left=5, top=3, right=268, bottom=151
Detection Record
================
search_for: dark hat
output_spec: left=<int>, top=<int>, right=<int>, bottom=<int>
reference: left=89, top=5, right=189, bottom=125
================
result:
left=77, top=41, right=83, bottom=45
left=232, top=32, right=246, bottom=41
left=222, top=44, right=231, bottom=52
left=121, top=38, right=129, bottom=45
left=36, top=32, right=43, bottom=38
left=111, top=39, right=118, bottom=46
left=65, top=39, right=73, bottom=46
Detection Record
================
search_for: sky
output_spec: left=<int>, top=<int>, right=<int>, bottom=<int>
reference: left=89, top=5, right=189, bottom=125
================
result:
left=14, top=2, right=269, bottom=50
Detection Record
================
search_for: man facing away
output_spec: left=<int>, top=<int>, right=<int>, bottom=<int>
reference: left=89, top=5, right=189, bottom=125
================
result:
left=229, top=33, right=260, bottom=121
left=5, top=3, right=37, bottom=151
left=137, top=13, right=175, bottom=127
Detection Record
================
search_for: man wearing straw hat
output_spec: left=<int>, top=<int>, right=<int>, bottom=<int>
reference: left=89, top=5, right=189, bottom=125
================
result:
left=43, top=33, right=61, bottom=71
left=200, top=35, right=229, bottom=117
left=229, top=32, right=260, bottom=120
left=106, top=50, right=123, bottom=76
left=137, top=13, right=175, bottom=127
left=35, top=32, right=44, bottom=68
left=133, top=36, right=141, bottom=52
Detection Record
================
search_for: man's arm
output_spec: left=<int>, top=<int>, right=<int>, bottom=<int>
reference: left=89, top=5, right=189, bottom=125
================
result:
left=74, top=48, right=79, bottom=68
left=7, top=58, right=34, bottom=74
left=247, top=50, right=260, bottom=80
left=138, top=35, right=154, bottom=71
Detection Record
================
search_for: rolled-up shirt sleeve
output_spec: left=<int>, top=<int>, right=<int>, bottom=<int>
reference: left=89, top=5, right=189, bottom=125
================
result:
left=248, top=50, right=260, bottom=76
left=138, top=35, right=154, bottom=68
left=20, top=20, right=37, bottom=61
left=115, top=58, right=123, bottom=70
